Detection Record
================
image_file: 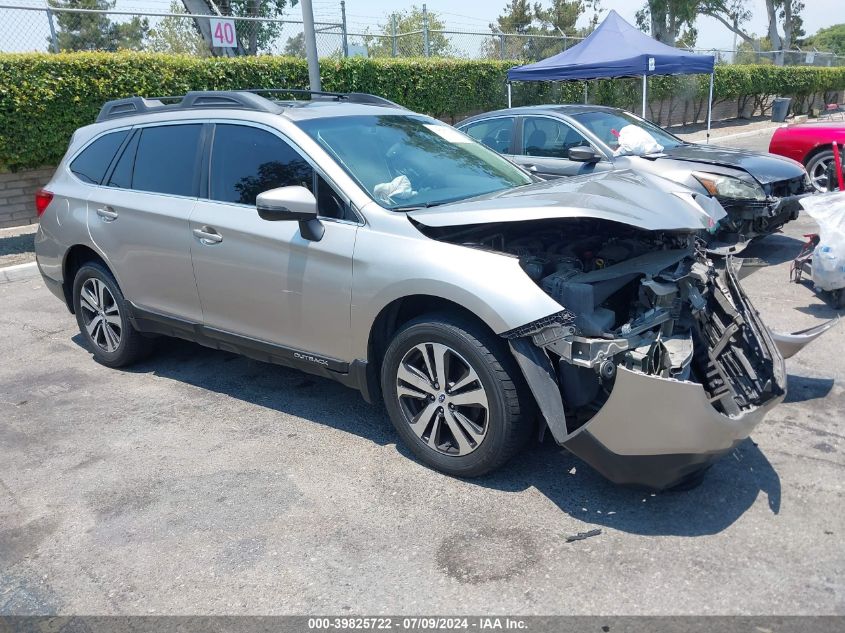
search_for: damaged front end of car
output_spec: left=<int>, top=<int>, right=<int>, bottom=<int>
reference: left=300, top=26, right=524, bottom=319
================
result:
left=424, top=215, right=787, bottom=489
left=694, top=171, right=812, bottom=242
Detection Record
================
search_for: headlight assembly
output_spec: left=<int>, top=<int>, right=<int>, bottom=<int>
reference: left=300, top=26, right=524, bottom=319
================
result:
left=692, top=172, right=766, bottom=201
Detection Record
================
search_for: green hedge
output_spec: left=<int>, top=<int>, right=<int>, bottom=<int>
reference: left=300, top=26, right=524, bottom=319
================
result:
left=1, top=52, right=844, bottom=171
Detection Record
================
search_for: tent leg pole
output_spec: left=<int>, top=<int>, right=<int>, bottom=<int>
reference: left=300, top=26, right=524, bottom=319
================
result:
left=706, top=72, right=714, bottom=144
left=584, top=82, right=588, bottom=104
left=507, top=82, right=512, bottom=108
left=642, top=74, right=647, bottom=119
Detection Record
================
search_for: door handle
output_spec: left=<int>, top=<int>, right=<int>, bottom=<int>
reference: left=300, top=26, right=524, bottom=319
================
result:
left=96, top=206, right=118, bottom=221
left=193, top=226, right=223, bottom=245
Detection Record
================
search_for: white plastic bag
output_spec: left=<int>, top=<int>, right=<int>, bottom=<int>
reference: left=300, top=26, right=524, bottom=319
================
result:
left=801, top=191, right=845, bottom=291
left=613, top=124, right=664, bottom=156
left=373, top=175, right=417, bottom=205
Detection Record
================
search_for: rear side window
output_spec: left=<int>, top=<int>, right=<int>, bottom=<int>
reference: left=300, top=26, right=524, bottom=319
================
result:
left=461, top=118, right=514, bottom=154
left=70, top=130, right=129, bottom=184
left=107, top=131, right=139, bottom=189
left=132, top=124, right=202, bottom=197
left=209, top=124, right=313, bottom=206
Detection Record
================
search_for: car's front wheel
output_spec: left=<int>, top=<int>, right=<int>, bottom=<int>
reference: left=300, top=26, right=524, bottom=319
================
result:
left=381, top=314, right=533, bottom=477
left=72, top=262, right=150, bottom=368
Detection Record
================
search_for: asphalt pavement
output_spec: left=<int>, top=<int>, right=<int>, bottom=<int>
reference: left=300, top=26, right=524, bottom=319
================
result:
left=0, top=123, right=843, bottom=616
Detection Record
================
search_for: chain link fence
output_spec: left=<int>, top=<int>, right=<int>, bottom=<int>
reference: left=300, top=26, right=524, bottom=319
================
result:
left=1, top=2, right=844, bottom=66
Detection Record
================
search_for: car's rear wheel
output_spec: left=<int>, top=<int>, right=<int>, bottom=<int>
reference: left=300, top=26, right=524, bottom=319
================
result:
left=805, top=149, right=836, bottom=192
left=381, top=314, right=532, bottom=477
left=72, top=262, right=150, bottom=368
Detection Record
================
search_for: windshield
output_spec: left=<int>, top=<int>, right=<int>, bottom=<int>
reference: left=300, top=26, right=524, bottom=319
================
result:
left=296, top=115, right=532, bottom=210
left=571, top=110, right=685, bottom=155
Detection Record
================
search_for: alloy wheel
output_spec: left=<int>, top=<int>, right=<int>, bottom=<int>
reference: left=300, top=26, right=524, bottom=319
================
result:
left=807, top=153, right=834, bottom=192
left=395, top=342, right=489, bottom=456
left=79, top=278, right=122, bottom=353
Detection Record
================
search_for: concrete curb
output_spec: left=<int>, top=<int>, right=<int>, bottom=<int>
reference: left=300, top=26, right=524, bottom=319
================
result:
left=679, top=122, right=785, bottom=144
left=0, top=261, right=39, bottom=283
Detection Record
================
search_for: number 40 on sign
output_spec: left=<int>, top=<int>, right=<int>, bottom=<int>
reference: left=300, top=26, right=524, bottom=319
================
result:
left=210, top=18, right=237, bottom=48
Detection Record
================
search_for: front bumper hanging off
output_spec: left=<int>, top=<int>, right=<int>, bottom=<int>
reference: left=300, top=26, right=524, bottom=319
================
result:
left=508, top=262, right=789, bottom=490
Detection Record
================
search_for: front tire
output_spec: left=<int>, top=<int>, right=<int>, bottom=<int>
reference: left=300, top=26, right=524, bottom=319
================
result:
left=381, top=314, right=533, bottom=477
left=72, top=262, right=150, bottom=368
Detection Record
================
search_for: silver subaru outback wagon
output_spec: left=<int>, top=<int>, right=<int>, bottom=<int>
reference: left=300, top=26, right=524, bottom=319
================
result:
left=34, top=90, right=800, bottom=489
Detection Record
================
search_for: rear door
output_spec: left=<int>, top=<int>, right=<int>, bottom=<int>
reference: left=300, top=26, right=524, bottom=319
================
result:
left=188, top=122, right=358, bottom=361
left=85, top=122, right=204, bottom=322
left=512, top=115, right=610, bottom=179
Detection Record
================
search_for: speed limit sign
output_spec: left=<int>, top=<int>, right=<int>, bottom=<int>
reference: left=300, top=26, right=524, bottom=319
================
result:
left=210, top=18, right=237, bottom=48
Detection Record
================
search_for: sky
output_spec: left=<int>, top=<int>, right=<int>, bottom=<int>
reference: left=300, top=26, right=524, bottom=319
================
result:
left=329, top=0, right=842, bottom=51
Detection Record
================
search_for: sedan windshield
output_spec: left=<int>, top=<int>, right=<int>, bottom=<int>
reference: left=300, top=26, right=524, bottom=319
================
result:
left=296, top=115, right=532, bottom=210
left=571, top=110, right=685, bottom=155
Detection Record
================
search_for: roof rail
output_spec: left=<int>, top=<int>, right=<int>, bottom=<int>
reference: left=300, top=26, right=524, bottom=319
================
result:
left=245, top=89, right=405, bottom=109
left=96, top=91, right=282, bottom=122
left=96, top=89, right=405, bottom=123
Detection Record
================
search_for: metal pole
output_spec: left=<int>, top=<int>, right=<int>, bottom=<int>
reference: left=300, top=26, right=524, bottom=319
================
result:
left=584, top=82, right=588, bottom=104
left=45, top=7, right=59, bottom=53
left=642, top=74, right=647, bottom=118
left=422, top=3, right=430, bottom=57
left=507, top=82, right=512, bottom=108
left=300, top=0, right=321, bottom=91
left=340, top=0, right=348, bottom=58
left=391, top=13, right=397, bottom=57
left=499, top=33, right=505, bottom=60
left=706, top=72, right=714, bottom=143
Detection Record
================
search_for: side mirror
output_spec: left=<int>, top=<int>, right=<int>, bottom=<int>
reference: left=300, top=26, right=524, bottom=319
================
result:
left=568, top=146, right=602, bottom=163
left=256, top=186, right=324, bottom=241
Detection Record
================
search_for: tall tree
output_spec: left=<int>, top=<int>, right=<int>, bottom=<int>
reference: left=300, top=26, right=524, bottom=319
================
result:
left=365, top=6, right=451, bottom=57
left=635, top=0, right=697, bottom=46
left=488, top=0, right=598, bottom=60
left=49, top=0, right=148, bottom=51
left=765, top=0, right=804, bottom=64
left=146, top=1, right=209, bottom=56
left=698, top=0, right=758, bottom=51
left=699, top=0, right=804, bottom=64
left=801, top=23, right=845, bottom=55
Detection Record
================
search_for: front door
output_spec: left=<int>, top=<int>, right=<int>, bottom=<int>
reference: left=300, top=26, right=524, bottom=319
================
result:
left=188, top=123, right=358, bottom=362
left=512, top=116, right=610, bottom=179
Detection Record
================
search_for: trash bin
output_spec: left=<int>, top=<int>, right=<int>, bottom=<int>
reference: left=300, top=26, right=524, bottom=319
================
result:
left=771, top=97, right=791, bottom=122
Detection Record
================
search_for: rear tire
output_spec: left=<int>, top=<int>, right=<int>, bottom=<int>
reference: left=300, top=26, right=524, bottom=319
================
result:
left=805, top=149, right=835, bottom=193
left=380, top=314, right=533, bottom=477
left=72, top=262, right=150, bottom=368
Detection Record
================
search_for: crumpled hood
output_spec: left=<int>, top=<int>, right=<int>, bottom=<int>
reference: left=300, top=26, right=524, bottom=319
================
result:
left=408, top=169, right=719, bottom=232
left=658, top=144, right=806, bottom=184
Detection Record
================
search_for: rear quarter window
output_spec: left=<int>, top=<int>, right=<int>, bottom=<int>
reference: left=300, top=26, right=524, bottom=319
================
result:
left=69, top=130, right=129, bottom=185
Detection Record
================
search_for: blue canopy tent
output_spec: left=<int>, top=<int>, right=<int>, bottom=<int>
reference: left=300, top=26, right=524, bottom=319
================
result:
left=507, top=10, right=717, bottom=140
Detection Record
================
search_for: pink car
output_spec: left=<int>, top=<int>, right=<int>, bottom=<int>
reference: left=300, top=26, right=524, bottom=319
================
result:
left=769, top=118, right=845, bottom=192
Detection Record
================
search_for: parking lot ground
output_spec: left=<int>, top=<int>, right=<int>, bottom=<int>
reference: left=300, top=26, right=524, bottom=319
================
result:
left=0, top=224, right=37, bottom=269
left=1, top=209, right=843, bottom=616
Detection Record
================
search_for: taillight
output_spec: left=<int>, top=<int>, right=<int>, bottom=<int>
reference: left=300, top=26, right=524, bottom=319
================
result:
left=35, top=189, right=53, bottom=218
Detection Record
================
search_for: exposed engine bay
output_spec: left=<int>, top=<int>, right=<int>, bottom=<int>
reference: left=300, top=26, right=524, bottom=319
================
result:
left=424, top=218, right=784, bottom=431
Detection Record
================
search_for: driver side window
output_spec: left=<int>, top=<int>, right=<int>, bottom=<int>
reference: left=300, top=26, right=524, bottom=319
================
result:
left=210, top=124, right=352, bottom=221
left=521, top=117, right=591, bottom=159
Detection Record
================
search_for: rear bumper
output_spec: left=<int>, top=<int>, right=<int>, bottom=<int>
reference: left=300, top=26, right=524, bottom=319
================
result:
left=41, top=269, right=66, bottom=305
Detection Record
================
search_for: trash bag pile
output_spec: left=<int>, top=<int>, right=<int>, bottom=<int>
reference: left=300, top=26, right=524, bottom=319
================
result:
left=801, top=191, right=845, bottom=292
